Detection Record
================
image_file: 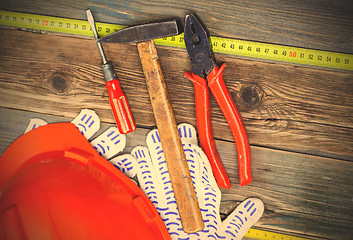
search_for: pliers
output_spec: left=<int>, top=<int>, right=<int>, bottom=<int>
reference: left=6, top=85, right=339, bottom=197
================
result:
left=184, top=14, right=252, bottom=188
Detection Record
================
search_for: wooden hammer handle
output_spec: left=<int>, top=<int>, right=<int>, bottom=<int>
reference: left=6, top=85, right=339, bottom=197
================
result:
left=137, top=40, right=204, bottom=233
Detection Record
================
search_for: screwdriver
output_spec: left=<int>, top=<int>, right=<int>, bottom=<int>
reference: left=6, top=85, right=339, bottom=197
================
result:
left=86, top=9, right=136, bottom=134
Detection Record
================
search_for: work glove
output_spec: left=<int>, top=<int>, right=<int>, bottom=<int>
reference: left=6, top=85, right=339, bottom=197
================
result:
left=25, top=110, right=264, bottom=239
left=25, top=109, right=127, bottom=160
left=24, top=109, right=136, bottom=178
left=115, top=123, right=264, bottom=240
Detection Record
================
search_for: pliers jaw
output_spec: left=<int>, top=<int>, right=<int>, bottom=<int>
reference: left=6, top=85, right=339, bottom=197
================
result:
left=184, top=14, right=216, bottom=79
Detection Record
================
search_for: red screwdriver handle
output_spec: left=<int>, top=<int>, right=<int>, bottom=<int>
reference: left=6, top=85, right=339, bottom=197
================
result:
left=185, top=71, right=231, bottom=189
left=207, top=63, right=252, bottom=186
left=105, top=79, right=136, bottom=134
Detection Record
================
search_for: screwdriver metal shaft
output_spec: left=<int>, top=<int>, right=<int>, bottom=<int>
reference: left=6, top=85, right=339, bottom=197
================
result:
left=86, top=9, right=136, bottom=134
left=86, top=10, right=108, bottom=64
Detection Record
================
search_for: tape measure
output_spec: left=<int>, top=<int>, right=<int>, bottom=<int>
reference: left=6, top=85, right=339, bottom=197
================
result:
left=245, top=228, right=309, bottom=240
left=1, top=10, right=352, bottom=71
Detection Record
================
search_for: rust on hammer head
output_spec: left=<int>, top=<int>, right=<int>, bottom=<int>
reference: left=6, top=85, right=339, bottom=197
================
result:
left=97, top=20, right=181, bottom=44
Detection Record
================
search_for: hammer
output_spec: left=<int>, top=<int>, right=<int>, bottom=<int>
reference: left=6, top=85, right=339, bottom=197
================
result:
left=98, top=20, right=204, bottom=233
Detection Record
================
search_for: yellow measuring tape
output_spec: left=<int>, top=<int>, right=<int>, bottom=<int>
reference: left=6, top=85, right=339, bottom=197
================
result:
left=246, top=228, right=309, bottom=240
left=0, top=10, right=315, bottom=239
left=1, top=10, right=352, bottom=71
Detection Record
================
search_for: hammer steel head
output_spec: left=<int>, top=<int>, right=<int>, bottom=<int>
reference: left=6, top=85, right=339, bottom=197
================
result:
left=97, top=20, right=181, bottom=44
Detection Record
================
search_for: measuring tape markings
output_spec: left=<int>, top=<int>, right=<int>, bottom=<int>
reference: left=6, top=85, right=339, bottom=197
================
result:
left=246, top=228, right=310, bottom=240
left=211, top=36, right=353, bottom=71
left=0, top=10, right=124, bottom=37
left=0, top=10, right=352, bottom=71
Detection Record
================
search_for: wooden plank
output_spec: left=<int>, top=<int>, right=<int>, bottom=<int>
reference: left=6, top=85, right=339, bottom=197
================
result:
left=0, top=29, right=352, bottom=161
left=1, top=107, right=352, bottom=239
left=219, top=145, right=353, bottom=239
left=0, top=0, right=352, bottom=54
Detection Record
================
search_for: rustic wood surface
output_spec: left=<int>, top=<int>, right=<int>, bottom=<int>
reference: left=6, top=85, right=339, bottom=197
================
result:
left=0, top=0, right=353, bottom=239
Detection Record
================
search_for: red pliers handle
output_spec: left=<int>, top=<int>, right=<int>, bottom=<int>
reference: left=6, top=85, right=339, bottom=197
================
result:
left=186, top=63, right=252, bottom=188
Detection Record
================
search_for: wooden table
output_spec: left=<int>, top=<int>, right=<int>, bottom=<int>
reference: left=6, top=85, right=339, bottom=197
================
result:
left=1, top=1, right=352, bottom=239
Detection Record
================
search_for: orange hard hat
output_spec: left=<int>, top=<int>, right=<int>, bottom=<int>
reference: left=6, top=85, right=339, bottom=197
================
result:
left=0, top=123, right=171, bottom=240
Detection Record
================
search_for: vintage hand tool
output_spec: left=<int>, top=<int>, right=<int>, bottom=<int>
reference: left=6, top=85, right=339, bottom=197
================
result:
left=184, top=14, right=252, bottom=188
left=86, top=9, right=136, bottom=134
left=98, top=20, right=204, bottom=233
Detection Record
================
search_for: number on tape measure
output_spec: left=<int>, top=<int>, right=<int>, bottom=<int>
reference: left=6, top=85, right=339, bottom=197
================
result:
left=245, top=228, right=310, bottom=240
left=0, top=10, right=352, bottom=71
left=0, top=10, right=124, bottom=37
left=210, top=37, right=352, bottom=71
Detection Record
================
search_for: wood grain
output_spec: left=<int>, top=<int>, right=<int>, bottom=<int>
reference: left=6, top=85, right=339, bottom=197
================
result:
left=1, top=108, right=352, bottom=239
left=137, top=40, right=204, bottom=233
left=0, top=0, right=352, bottom=54
left=0, top=29, right=352, bottom=161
